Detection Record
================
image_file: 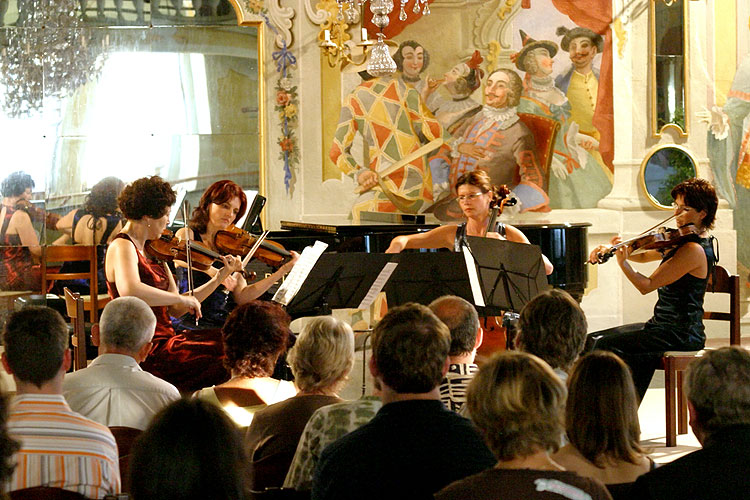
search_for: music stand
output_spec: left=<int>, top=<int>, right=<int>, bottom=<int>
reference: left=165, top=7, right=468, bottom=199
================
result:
left=283, top=253, right=396, bottom=318
left=463, top=236, right=550, bottom=314
left=383, top=251, right=475, bottom=307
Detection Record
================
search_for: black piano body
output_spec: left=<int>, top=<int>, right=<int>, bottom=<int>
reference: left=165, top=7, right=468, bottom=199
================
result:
left=254, top=220, right=590, bottom=306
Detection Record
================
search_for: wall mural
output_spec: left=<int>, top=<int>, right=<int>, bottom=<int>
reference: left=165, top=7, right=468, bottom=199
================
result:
left=323, top=0, right=614, bottom=222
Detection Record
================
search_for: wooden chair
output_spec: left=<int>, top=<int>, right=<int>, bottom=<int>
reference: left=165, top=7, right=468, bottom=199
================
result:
left=517, top=112, right=561, bottom=188
left=9, top=487, right=88, bottom=499
left=660, top=264, right=741, bottom=446
left=42, top=245, right=110, bottom=323
left=63, top=287, right=88, bottom=371
left=109, top=426, right=143, bottom=493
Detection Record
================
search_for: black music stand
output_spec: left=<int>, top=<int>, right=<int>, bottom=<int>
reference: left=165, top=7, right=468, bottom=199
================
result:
left=463, top=236, right=550, bottom=315
left=383, top=251, right=476, bottom=307
left=283, top=253, right=396, bottom=318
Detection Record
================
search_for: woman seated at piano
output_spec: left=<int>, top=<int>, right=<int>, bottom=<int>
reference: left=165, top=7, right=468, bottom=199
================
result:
left=51, top=176, right=126, bottom=295
left=106, top=176, right=244, bottom=392
left=173, top=179, right=299, bottom=330
left=0, top=171, right=42, bottom=291
left=385, top=170, right=554, bottom=276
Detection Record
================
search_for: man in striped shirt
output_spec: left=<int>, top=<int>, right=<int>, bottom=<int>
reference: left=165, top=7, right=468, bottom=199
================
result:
left=2, top=306, right=120, bottom=498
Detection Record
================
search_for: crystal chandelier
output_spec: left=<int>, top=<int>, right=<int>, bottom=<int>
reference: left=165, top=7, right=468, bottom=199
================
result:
left=320, top=0, right=431, bottom=75
left=0, top=0, right=107, bottom=117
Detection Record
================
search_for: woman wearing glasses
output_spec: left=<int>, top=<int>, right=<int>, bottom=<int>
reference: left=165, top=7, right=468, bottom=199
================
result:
left=586, top=178, right=718, bottom=403
left=385, top=170, right=554, bottom=274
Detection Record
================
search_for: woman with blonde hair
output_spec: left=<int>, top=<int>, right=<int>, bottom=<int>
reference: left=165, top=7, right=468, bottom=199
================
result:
left=436, top=351, right=611, bottom=500
left=553, top=351, right=652, bottom=490
left=244, top=316, right=355, bottom=492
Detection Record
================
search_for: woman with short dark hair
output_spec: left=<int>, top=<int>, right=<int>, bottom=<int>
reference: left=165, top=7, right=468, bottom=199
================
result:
left=0, top=171, right=41, bottom=291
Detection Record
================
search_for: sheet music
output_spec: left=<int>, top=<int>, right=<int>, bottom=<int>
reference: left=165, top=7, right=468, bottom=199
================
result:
left=272, top=241, right=329, bottom=306
left=462, top=246, right=485, bottom=307
left=357, top=262, right=399, bottom=310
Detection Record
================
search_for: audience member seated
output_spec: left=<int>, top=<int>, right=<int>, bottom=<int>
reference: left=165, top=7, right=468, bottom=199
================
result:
left=629, top=346, right=750, bottom=500
left=245, top=316, right=354, bottom=492
left=63, top=296, right=181, bottom=430
left=0, top=391, right=20, bottom=493
left=194, top=301, right=296, bottom=427
left=552, top=351, right=652, bottom=493
left=2, top=307, right=120, bottom=498
left=129, top=398, right=250, bottom=500
left=436, top=351, right=611, bottom=500
left=429, top=295, right=483, bottom=413
left=312, top=303, right=495, bottom=500
left=283, top=387, right=382, bottom=491
left=516, top=289, right=588, bottom=382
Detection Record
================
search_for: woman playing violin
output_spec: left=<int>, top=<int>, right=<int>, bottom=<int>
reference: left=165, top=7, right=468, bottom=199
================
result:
left=173, top=180, right=299, bottom=330
left=106, top=176, right=243, bottom=392
left=386, top=170, right=554, bottom=276
left=52, top=176, right=126, bottom=295
left=586, top=178, right=718, bottom=402
left=0, top=171, right=42, bottom=291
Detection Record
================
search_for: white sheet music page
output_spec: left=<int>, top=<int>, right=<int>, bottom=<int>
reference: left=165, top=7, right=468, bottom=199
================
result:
left=272, top=240, right=329, bottom=306
left=357, top=262, right=398, bottom=310
left=462, top=246, right=485, bottom=307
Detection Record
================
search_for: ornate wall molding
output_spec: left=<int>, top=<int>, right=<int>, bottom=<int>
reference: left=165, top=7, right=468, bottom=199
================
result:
left=473, top=0, right=520, bottom=51
left=230, top=0, right=295, bottom=48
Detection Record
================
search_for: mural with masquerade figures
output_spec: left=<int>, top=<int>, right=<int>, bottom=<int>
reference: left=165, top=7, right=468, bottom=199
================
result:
left=323, top=0, right=614, bottom=221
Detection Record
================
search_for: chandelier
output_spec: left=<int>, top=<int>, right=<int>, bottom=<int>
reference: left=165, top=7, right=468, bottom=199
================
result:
left=320, top=0, right=431, bottom=77
left=0, top=0, right=107, bottom=117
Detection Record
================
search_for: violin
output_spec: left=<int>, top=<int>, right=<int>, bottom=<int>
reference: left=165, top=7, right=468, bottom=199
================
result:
left=214, top=225, right=291, bottom=268
left=591, top=224, right=701, bottom=264
left=145, top=230, right=226, bottom=272
left=15, top=199, right=61, bottom=228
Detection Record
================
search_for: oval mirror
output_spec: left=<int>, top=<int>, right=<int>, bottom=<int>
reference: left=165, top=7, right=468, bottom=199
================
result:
left=640, top=144, right=697, bottom=209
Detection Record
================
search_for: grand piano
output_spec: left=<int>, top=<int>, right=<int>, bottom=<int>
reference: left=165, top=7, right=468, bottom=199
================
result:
left=258, top=219, right=590, bottom=305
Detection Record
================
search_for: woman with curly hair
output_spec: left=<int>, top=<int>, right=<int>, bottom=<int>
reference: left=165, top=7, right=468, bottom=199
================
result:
left=105, top=176, right=243, bottom=392
left=173, top=180, right=298, bottom=330
left=52, top=177, right=126, bottom=294
left=194, top=301, right=296, bottom=427
left=0, top=171, right=41, bottom=291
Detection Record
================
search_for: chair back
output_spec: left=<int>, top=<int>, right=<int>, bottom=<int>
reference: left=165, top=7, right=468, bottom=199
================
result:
left=704, top=265, right=741, bottom=346
left=63, top=287, right=87, bottom=371
left=517, top=112, right=561, bottom=185
left=42, top=245, right=101, bottom=322
left=9, top=487, right=88, bottom=500
left=109, top=426, right=143, bottom=494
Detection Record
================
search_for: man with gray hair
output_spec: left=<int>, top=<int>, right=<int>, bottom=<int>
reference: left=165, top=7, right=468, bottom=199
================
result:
left=630, top=346, right=750, bottom=499
left=429, top=295, right=482, bottom=412
left=63, top=296, right=180, bottom=430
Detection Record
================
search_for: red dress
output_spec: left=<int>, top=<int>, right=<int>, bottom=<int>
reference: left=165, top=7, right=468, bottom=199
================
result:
left=107, top=233, right=229, bottom=393
left=0, top=206, right=41, bottom=291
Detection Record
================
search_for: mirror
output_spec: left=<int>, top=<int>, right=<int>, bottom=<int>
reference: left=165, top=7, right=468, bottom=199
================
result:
left=650, top=0, right=689, bottom=137
left=0, top=1, right=263, bottom=231
left=640, top=144, right=697, bottom=209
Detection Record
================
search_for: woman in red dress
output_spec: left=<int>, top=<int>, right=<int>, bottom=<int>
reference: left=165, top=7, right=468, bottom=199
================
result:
left=0, top=171, right=42, bottom=291
left=105, top=176, right=243, bottom=392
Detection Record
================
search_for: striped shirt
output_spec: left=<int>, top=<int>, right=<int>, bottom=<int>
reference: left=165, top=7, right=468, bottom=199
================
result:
left=439, top=363, right=479, bottom=413
left=7, top=394, right=120, bottom=498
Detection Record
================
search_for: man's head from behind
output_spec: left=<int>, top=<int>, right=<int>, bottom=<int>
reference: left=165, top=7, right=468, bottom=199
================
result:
left=685, top=346, right=750, bottom=441
left=516, top=289, right=587, bottom=373
left=2, top=307, right=68, bottom=389
left=428, top=295, right=481, bottom=359
left=370, top=303, right=450, bottom=394
left=99, top=297, right=156, bottom=361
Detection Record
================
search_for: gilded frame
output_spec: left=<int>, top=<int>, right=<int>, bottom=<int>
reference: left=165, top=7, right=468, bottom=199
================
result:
left=639, top=143, right=698, bottom=209
left=650, top=0, right=690, bottom=138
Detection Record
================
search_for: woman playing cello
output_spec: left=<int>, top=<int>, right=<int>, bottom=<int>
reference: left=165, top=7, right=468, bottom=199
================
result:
left=173, top=180, right=299, bottom=330
left=105, top=176, right=243, bottom=392
left=586, top=178, right=718, bottom=402
left=386, top=170, right=553, bottom=357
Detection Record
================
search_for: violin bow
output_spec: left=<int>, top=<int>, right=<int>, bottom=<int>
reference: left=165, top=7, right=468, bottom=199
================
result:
left=639, top=213, right=678, bottom=235
left=240, top=230, right=270, bottom=270
left=182, top=200, right=198, bottom=325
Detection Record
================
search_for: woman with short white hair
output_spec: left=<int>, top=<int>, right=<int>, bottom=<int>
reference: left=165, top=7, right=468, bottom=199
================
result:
left=244, top=316, right=355, bottom=492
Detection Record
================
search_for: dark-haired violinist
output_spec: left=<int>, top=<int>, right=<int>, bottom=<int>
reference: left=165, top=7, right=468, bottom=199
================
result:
left=587, top=178, right=719, bottom=402
left=0, top=171, right=41, bottom=291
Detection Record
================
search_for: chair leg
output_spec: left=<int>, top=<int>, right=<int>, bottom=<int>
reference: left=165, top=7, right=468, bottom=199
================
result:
left=664, top=358, right=677, bottom=447
left=676, top=370, right=687, bottom=435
